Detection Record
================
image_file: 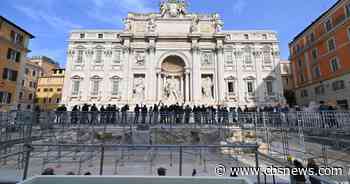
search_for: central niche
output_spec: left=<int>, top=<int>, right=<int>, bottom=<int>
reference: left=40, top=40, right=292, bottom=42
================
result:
left=161, top=55, right=186, bottom=104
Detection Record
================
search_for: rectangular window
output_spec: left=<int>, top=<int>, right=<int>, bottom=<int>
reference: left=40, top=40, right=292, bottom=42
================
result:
left=113, top=50, right=121, bottom=63
left=311, top=48, right=318, bottom=60
left=262, top=34, right=267, bottom=40
left=346, top=3, right=350, bottom=17
left=32, top=70, right=36, bottom=77
left=330, top=58, right=341, bottom=72
left=44, top=88, right=48, bottom=92
left=0, top=92, right=12, bottom=104
left=298, top=59, right=302, bottom=68
left=266, top=81, right=274, bottom=96
left=95, top=49, right=102, bottom=63
left=57, top=88, right=62, bottom=92
left=228, top=82, right=234, bottom=93
left=327, top=38, right=336, bottom=52
left=325, top=19, right=332, bottom=32
left=247, top=81, right=254, bottom=93
left=313, top=66, right=321, bottom=78
left=6, top=48, right=21, bottom=62
left=315, top=85, right=325, bottom=95
left=77, top=50, right=84, bottom=63
left=244, top=54, right=252, bottom=65
left=91, top=80, right=100, bottom=96
left=98, top=33, right=103, bottom=38
left=80, top=33, right=85, bottom=39
left=6, top=93, right=11, bottom=104
left=332, top=80, right=346, bottom=91
left=56, top=98, right=60, bottom=103
left=244, top=34, right=249, bottom=40
left=310, top=32, right=315, bottom=42
left=225, top=52, right=233, bottom=65
left=2, top=68, right=17, bottom=81
left=72, top=81, right=80, bottom=95
left=301, top=89, right=308, bottom=97
left=112, top=80, right=120, bottom=95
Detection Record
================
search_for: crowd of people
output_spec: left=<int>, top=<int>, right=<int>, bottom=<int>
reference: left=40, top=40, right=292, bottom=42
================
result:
left=51, top=102, right=345, bottom=127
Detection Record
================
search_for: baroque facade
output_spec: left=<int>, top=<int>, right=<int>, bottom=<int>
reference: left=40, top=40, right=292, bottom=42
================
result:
left=62, top=0, right=284, bottom=108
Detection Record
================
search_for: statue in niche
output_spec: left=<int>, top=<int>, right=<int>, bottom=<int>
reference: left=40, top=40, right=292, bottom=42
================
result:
left=190, top=15, right=199, bottom=33
left=123, top=18, right=132, bottom=32
left=164, top=77, right=180, bottom=101
left=202, top=76, right=213, bottom=99
left=212, top=13, right=223, bottom=32
left=133, top=77, right=145, bottom=100
left=147, top=16, right=157, bottom=33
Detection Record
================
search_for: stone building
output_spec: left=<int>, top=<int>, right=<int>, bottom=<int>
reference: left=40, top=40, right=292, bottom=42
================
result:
left=290, top=0, right=350, bottom=109
left=62, top=0, right=284, bottom=108
left=36, top=69, right=65, bottom=111
left=17, top=60, right=42, bottom=110
left=0, top=16, right=34, bottom=111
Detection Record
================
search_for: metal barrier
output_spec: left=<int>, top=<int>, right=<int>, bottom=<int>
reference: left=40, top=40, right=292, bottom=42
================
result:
left=22, top=144, right=260, bottom=180
left=1, top=111, right=350, bottom=183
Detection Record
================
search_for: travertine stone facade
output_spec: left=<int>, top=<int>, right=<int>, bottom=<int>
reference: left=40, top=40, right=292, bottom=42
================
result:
left=62, top=0, right=284, bottom=108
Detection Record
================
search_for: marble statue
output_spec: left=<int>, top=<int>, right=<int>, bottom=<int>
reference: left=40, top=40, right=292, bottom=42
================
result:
left=212, top=13, right=223, bottom=32
left=160, top=0, right=187, bottom=17
left=133, top=78, right=145, bottom=100
left=190, top=14, right=199, bottom=33
left=123, top=18, right=132, bottom=32
left=164, top=78, right=180, bottom=101
left=202, top=77, right=213, bottom=99
left=147, top=16, right=157, bottom=33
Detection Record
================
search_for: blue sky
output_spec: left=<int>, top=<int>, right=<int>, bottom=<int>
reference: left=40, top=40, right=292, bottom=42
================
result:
left=0, top=0, right=337, bottom=67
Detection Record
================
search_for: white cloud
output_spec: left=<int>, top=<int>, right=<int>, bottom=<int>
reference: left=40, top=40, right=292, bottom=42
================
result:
left=232, top=0, right=247, bottom=15
left=87, top=0, right=157, bottom=25
left=14, top=3, right=81, bottom=31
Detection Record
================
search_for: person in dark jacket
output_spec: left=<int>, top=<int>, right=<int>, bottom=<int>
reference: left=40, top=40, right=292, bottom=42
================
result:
left=307, top=158, right=321, bottom=184
left=90, top=104, right=98, bottom=125
left=134, top=104, right=140, bottom=124
left=141, top=105, right=148, bottom=124
left=184, top=105, right=192, bottom=124
left=292, top=160, right=306, bottom=184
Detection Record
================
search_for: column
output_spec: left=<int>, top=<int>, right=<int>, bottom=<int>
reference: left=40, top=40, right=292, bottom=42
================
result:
left=191, top=41, right=201, bottom=103
left=185, top=71, right=190, bottom=102
left=217, top=46, right=225, bottom=103
left=156, top=72, right=160, bottom=101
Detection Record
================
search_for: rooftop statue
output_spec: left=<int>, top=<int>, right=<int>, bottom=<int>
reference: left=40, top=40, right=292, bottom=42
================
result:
left=160, top=0, right=187, bottom=17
